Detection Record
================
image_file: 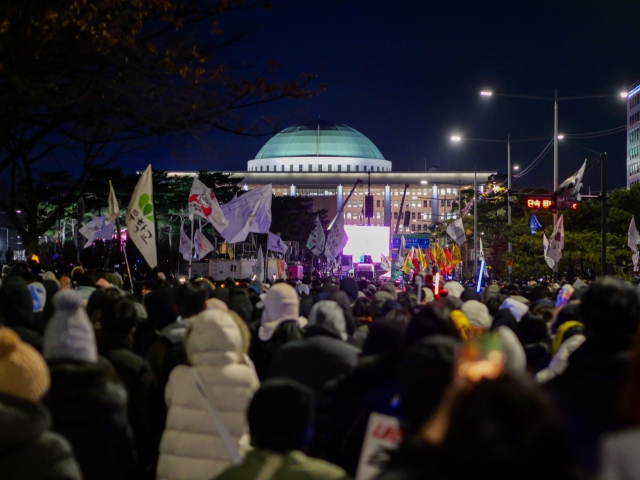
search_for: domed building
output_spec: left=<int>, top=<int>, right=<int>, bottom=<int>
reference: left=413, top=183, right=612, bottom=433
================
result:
left=247, top=120, right=391, bottom=174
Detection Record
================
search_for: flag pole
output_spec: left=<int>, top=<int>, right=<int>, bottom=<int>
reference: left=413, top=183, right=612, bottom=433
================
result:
left=177, top=216, right=184, bottom=279
left=188, top=214, right=194, bottom=279
left=117, top=219, right=133, bottom=292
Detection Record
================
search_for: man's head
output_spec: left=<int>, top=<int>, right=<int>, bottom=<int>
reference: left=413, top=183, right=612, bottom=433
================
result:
left=174, top=282, right=207, bottom=319
left=580, top=278, right=640, bottom=340
left=248, top=378, right=314, bottom=453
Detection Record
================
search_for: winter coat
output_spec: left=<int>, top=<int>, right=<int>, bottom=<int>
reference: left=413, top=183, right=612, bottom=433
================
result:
left=600, top=428, right=640, bottom=480
left=268, top=324, right=360, bottom=394
left=249, top=319, right=302, bottom=381
left=0, top=392, right=83, bottom=480
left=157, top=310, right=260, bottom=480
left=213, top=449, right=349, bottom=480
left=146, top=319, right=190, bottom=395
left=314, top=352, right=402, bottom=476
left=44, top=358, right=138, bottom=480
left=546, top=334, right=632, bottom=472
left=97, top=332, right=162, bottom=474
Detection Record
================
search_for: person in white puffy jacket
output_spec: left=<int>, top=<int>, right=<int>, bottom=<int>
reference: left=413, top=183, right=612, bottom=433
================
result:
left=157, top=308, right=260, bottom=480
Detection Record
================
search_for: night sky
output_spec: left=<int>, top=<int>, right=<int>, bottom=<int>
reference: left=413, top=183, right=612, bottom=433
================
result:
left=134, top=0, right=640, bottom=191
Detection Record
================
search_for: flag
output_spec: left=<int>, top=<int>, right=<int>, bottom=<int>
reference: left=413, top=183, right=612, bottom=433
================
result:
left=268, top=232, right=288, bottom=254
left=380, top=253, right=391, bottom=272
left=125, top=165, right=157, bottom=268
left=451, top=244, right=461, bottom=267
left=79, top=216, right=114, bottom=248
left=633, top=253, right=639, bottom=271
left=401, top=248, right=415, bottom=275
left=325, top=213, right=348, bottom=260
left=306, top=216, right=326, bottom=255
left=548, top=214, right=564, bottom=264
left=106, top=181, right=119, bottom=224
left=446, top=217, right=466, bottom=244
left=188, top=178, right=228, bottom=234
left=194, top=229, right=214, bottom=258
left=629, top=217, right=640, bottom=253
left=530, top=214, right=543, bottom=234
left=417, top=247, right=428, bottom=270
left=253, top=246, right=264, bottom=280
left=395, top=235, right=406, bottom=268
left=478, top=238, right=485, bottom=262
left=179, top=228, right=192, bottom=261
left=555, top=160, right=586, bottom=205
left=543, top=233, right=555, bottom=269
left=220, top=184, right=272, bottom=243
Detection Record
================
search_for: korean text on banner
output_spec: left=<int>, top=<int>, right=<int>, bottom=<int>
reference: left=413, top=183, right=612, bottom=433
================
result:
left=125, top=165, right=157, bottom=268
left=355, top=413, right=402, bottom=480
left=306, top=215, right=326, bottom=255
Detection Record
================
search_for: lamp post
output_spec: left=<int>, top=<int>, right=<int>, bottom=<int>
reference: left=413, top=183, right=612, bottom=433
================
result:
left=479, top=89, right=626, bottom=278
left=451, top=134, right=545, bottom=280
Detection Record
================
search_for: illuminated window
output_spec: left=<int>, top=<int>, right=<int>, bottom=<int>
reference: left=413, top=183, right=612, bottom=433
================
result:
left=376, top=212, right=381, bottom=219
left=347, top=212, right=352, bottom=219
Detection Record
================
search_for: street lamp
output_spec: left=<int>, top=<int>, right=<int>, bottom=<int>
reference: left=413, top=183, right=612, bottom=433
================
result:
left=450, top=134, right=547, bottom=280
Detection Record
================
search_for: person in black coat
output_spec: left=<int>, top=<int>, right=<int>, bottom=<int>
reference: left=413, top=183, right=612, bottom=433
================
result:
left=97, top=297, right=161, bottom=479
left=268, top=300, right=360, bottom=394
left=0, top=275, right=42, bottom=351
left=546, top=278, right=640, bottom=473
left=43, top=290, right=138, bottom=480
left=0, top=328, right=82, bottom=480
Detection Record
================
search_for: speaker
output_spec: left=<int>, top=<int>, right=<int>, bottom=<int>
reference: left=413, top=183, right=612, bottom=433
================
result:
left=363, top=255, right=372, bottom=264
left=365, top=195, right=374, bottom=218
left=403, top=211, right=411, bottom=227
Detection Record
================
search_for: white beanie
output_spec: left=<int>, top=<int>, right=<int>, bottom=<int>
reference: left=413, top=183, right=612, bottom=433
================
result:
left=43, top=290, right=97, bottom=363
left=461, top=300, right=492, bottom=330
left=444, top=281, right=465, bottom=298
left=259, top=283, right=301, bottom=341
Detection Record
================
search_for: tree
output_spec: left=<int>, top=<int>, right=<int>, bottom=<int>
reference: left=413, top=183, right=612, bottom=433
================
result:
left=0, top=0, right=324, bottom=253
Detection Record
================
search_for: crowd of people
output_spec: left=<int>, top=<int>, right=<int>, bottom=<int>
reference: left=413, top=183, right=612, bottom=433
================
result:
left=0, top=260, right=639, bottom=480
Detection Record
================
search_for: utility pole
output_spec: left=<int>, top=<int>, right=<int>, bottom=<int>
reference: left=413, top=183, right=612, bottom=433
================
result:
left=601, top=152, right=607, bottom=277
left=394, top=184, right=410, bottom=235
left=553, top=88, right=559, bottom=281
left=507, top=134, right=512, bottom=281
left=474, top=165, right=478, bottom=278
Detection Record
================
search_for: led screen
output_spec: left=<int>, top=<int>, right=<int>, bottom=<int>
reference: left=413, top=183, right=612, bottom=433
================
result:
left=343, top=226, right=390, bottom=263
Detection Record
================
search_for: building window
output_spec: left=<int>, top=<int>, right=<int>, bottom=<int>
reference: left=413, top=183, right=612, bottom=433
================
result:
left=447, top=200, right=451, bottom=207
left=447, top=188, right=451, bottom=195
left=377, top=166, right=380, bottom=172
left=394, top=201, right=398, bottom=208
left=299, top=164, right=303, bottom=172
left=260, top=166, right=263, bottom=171
left=267, top=166, right=270, bottom=172
left=328, top=165, right=332, bottom=172
left=423, top=200, right=428, bottom=207
left=376, top=200, right=380, bottom=208
left=356, top=165, right=359, bottom=172
left=318, top=164, right=322, bottom=172
left=347, top=212, right=352, bottom=219
left=308, top=164, right=312, bottom=171
left=394, top=212, right=398, bottom=219
left=411, top=201, right=416, bottom=208
left=411, top=212, right=416, bottom=219
left=347, top=165, right=351, bottom=172
left=417, top=224, right=422, bottom=231
left=289, top=165, right=293, bottom=172
left=376, top=212, right=381, bottom=219
left=453, top=188, right=457, bottom=195
left=338, top=165, right=341, bottom=172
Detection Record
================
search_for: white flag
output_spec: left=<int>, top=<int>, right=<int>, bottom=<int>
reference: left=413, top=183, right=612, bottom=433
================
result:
left=253, top=246, right=264, bottom=279
left=629, top=217, right=640, bottom=253
left=179, top=228, right=192, bottom=261
left=268, top=232, right=288, bottom=254
left=194, top=229, right=214, bottom=259
left=543, top=233, right=556, bottom=269
left=380, top=253, right=391, bottom=272
left=79, top=216, right=113, bottom=248
left=478, top=237, right=485, bottom=262
left=548, top=214, right=564, bottom=264
left=446, top=217, right=466, bottom=245
left=106, top=180, right=119, bottom=224
left=125, top=165, right=157, bottom=268
left=633, top=253, right=639, bottom=271
left=555, top=160, right=586, bottom=204
left=396, top=235, right=406, bottom=267
left=306, top=216, right=325, bottom=255
left=220, top=184, right=272, bottom=244
left=188, top=178, right=228, bottom=234
left=325, top=213, right=348, bottom=260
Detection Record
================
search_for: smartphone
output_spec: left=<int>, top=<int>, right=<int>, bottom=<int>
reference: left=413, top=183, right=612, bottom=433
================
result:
left=457, top=334, right=505, bottom=382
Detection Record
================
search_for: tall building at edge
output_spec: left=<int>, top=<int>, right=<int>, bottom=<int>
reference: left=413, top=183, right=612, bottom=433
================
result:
left=176, top=120, right=496, bottom=232
left=627, top=85, right=640, bottom=188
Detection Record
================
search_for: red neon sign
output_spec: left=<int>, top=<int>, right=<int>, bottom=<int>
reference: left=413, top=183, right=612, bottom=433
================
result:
left=526, top=198, right=555, bottom=210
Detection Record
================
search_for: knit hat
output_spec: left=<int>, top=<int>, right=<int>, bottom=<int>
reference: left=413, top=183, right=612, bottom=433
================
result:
left=28, top=282, right=47, bottom=313
left=42, top=271, right=57, bottom=283
left=43, top=290, right=98, bottom=363
left=259, top=283, right=301, bottom=341
left=444, top=281, right=465, bottom=299
left=422, top=287, right=435, bottom=304
left=339, top=277, right=359, bottom=303
left=500, top=297, right=529, bottom=322
left=461, top=300, right=492, bottom=330
left=0, top=328, right=50, bottom=402
left=0, top=276, right=34, bottom=329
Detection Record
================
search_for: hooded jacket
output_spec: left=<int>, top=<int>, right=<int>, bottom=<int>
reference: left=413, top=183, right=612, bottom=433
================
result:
left=0, top=392, right=83, bottom=479
left=157, top=309, right=260, bottom=480
left=0, top=276, right=42, bottom=351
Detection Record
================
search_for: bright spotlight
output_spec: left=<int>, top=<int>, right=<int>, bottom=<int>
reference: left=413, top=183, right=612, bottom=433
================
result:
left=621, top=92, right=629, bottom=98
left=557, top=134, right=564, bottom=140
left=480, top=91, right=493, bottom=96
left=451, top=135, right=462, bottom=142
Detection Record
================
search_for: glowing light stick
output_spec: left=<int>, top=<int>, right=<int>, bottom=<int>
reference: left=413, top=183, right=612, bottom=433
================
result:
left=435, top=272, right=440, bottom=296
left=476, top=260, right=485, bottom=293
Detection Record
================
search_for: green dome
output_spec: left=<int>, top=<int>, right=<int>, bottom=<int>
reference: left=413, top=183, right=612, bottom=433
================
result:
left=255, top=120, right=384, bottom=160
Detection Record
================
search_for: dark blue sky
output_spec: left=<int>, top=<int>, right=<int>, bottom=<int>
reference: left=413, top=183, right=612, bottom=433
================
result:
left=134, top=0, right=640, bottom=190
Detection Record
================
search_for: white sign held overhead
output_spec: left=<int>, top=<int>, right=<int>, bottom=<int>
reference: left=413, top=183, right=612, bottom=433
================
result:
left=125, top=165, right=157, bottom=268
left=220, top=184, right=272, bottom=244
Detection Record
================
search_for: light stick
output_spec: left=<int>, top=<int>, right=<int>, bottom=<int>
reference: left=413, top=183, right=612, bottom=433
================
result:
left=476, top=260, right=485, bottom=293
left=435, top=272, right=440, bottom=296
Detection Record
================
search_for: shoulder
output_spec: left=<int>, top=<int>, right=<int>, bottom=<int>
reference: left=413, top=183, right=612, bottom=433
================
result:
left=286, top=451, right=350, bottom=479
